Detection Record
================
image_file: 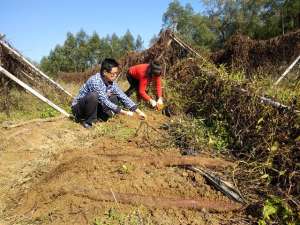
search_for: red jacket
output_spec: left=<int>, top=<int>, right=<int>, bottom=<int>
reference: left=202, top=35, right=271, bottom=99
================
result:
left=128, top=64, right=162, bottom=101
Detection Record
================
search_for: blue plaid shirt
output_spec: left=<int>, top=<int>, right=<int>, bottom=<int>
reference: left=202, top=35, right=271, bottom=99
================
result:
left=72, top=73, right=137, bottom=113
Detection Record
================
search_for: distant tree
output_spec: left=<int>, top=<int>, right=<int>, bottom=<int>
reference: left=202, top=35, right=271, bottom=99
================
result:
left=202, top=0, right=244, bottom=46
left=260, top=0, right=300, bottom=37
left=149, top=34, right=159, bottom=47
left=202, top=0, right=300, bottom=44
left=163, top=0, right=194, bottom=33
left=160, top=0, right=300, bottom=51
left=121, top=30, right=135, bottom=54
left=75, top=30, right=89, bottom=71
left=284, top=0, right=300, bottom=30
left=87, top=32, right=101, bottom=66
left=98, top=35, right=113, bottom=62
left=44, top=45, right=65, bottom=75
left=110, top=33, right=122, bottom=59
left=134, top=34, right=144, bottom=51
left=163, top=0, right=216, bottom=48
left=40, top=29, right=144, bottom=76
left=40, top=56, right=51, bottom=74
left=63, top=32, right=78, bottom=71
left=76, top=29, right=89, bottom=46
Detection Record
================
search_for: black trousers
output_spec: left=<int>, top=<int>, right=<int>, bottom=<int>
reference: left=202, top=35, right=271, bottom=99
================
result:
left=72, top=92, right=119, bottom=124
left=125, top=73, right=139, bottom=97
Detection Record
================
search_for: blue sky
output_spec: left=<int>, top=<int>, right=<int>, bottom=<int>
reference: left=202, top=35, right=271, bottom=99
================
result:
left=0, top=0, right=204, bottom=62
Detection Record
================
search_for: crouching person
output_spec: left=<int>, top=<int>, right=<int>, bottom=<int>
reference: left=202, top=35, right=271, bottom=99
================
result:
left=125, top=60, right=164, bottom=110
left=71, top=58, right=146, bottom=128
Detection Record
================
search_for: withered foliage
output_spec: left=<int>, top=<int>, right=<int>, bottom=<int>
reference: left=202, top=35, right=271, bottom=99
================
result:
left=0, top=41, right=72, bottom=114
left=212, top=29, right=300, bottom=77
left=2, top=30, right=300, bottom=205
left=126, top=30, right=300, bottom=202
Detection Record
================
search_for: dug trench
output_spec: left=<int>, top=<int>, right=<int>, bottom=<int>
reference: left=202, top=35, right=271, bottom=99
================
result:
left=0, top=111, right=248, bottom=225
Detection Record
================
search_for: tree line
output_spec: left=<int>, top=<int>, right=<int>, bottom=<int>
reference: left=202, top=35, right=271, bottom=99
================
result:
left=40, top=30, right=143, bottom=76
left=41, top=0, right=300, bottom=76
left=163, top=0, right=300, bottom=49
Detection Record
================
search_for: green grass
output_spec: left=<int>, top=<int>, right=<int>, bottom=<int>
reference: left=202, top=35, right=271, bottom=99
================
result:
left=93, top=119, right=136, bottom=140
left=0, top=81, right=75, bottom=123
left=219, top=67, right=300, bottom=108
left=93, top=207, right=152, bottom=225
left=117, top=163, right=136, bottom=175
left=0, top=90, right=62, bottom=122
left=258, top=197, right=300, bottom=225
left=166, top=116, right=230, bottom=154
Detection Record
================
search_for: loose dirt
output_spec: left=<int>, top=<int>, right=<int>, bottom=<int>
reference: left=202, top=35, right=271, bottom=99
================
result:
left=0, top=111, right=248, bottom=225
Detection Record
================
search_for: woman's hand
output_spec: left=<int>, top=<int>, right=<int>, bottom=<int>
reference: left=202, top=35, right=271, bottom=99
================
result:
left=149, top=99, right=157, bottom=108
left=156, top=97, right=164, bottom=110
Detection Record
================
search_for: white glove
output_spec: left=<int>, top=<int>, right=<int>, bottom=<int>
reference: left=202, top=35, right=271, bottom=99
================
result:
left=157, top=97, right=163, bottom=105
left=135, top=109, right=147, bottom=120
left=138, top=111, right=147, bottom=120
left=156, top=97, right=164, bottom=110
left=149, top=99, right=157, bottom=108
left=125, top=111, right=134, bottom=116
left=120, top=109, right=133, bottom=116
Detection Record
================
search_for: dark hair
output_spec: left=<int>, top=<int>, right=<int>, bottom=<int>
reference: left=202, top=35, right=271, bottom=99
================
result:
left=148, top=60, right=162, bottom=77
left=100, top=58, right=119, bottom=74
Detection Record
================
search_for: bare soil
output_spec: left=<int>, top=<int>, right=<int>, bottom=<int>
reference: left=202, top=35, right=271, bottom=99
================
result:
left=0, top=111, right=248, bottom=225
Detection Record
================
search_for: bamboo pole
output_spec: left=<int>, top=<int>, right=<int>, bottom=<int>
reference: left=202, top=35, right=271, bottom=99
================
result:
left=239, top=88, right=300, bottom=114
left=170, top=33, right=207, bottom=63
left=275, top=54, right=300, bottom=85
left=186, top=166, right=246, bottom=204
left=0, top=39, right=73, bottom=97
left=21, top=70, right=34, bottom=81
left=0, top=66, right=70, bottom=117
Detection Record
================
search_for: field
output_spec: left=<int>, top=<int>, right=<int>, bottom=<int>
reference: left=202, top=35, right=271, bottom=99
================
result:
left=0, top=30, right=300, bottom=224
left=0, top=107, right=246, bottom=225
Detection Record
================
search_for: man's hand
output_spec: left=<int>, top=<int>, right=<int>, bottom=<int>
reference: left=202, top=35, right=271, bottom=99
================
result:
left=149, top=99, right=157, bottom=108
left=156, top=97, right=164, bottom=110
left=135, top=109, right=147, bottom=120
left=120, top=109, right=134, bottom=117
left=125, top=111, right=134, bottom=116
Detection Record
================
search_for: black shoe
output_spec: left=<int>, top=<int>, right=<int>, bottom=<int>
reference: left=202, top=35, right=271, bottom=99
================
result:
left=97, top=111, right=113, bottom=122
left=103, top=109, right=115, bottom=118
left=82, top=121, right=92, bottom=129
left=74, top=115, right=81, bottom=123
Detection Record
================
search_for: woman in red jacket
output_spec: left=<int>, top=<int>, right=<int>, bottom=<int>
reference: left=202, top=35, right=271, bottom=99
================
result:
left=125, top=60, right=163, bottom=109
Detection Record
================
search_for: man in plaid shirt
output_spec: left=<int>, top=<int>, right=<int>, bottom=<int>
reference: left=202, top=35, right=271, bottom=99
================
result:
left=72, top=58, right=146, bottom=128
